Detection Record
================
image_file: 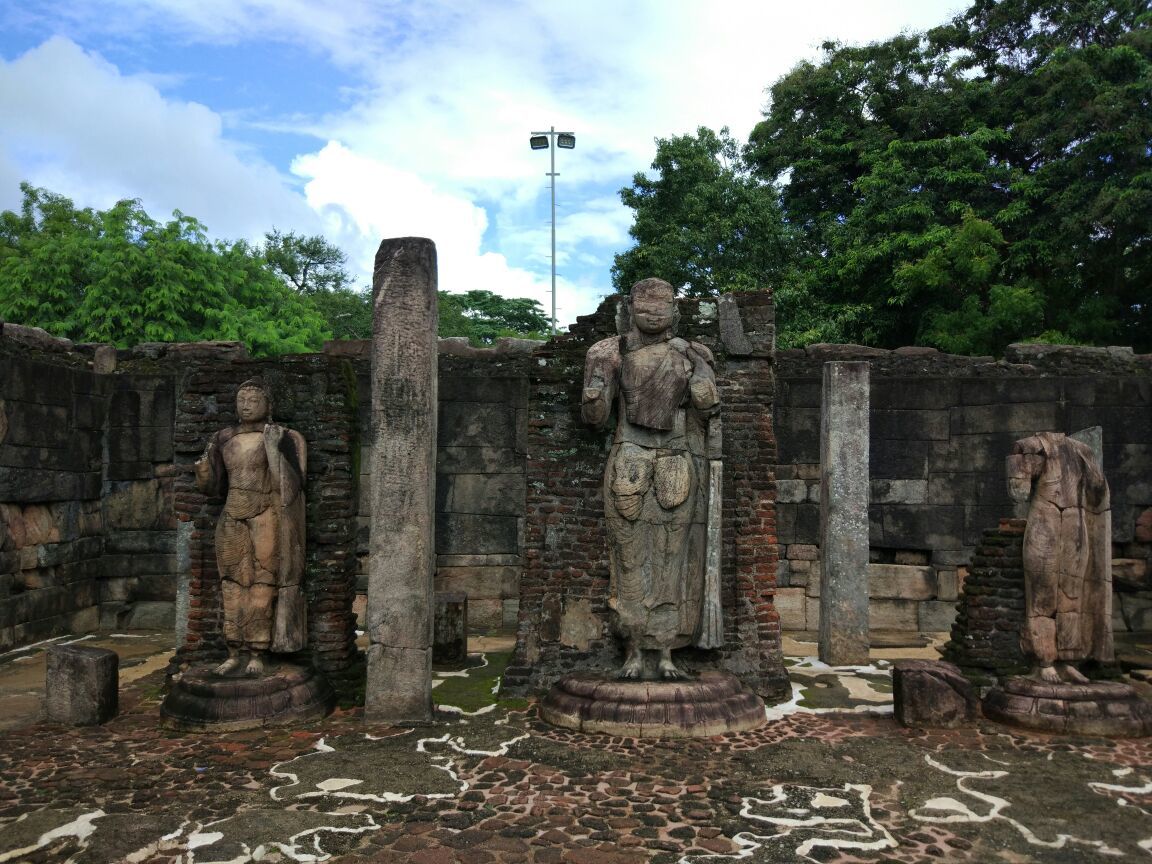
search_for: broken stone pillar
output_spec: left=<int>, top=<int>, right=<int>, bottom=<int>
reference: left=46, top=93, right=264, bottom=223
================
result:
left=45, top=644, right=118, bottom=725
left=818, top=361, right=870, bottom=666
left=365, top=237, right=438, bottom=723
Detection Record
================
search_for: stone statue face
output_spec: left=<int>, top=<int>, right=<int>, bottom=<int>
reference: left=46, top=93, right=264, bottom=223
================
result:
left=631, top=289, right=676, bottom=335
left=236, top=386, right=270, bottom=424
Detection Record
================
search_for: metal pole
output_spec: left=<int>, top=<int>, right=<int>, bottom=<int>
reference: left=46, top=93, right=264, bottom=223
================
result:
left=532, top=126, right=572, bottom=335
left=548, top=126, right=557, bottom=334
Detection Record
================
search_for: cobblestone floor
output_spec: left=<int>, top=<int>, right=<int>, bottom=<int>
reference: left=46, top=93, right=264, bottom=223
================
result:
left=1, top=642, right=1151, bottom=863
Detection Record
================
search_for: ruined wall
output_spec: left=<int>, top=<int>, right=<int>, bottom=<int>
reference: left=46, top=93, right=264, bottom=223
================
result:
left=0, top=325, right=177, bottom=650
left=502, top=292, right=790, bottom=702
left=332, top=338, right=538, bottom=634
left=773, top=343, right=1152, bottom=637
left=172, top=349, right=361, bottom=696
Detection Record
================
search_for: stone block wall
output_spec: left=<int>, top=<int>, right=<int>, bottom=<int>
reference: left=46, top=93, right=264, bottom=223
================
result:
left=502, top=292, right=791, bottom=702
left=171, top=351, right=362, bottom=696
left=333, top=337, right=539, bottom=635
left=774, top=343, right=1152, bottom=637
left=0, top=325, right=177, bottom=649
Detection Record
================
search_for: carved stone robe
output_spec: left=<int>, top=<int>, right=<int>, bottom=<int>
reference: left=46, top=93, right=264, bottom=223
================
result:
left=1008, top=432, right=1112, bottom=666
left=197, top=423, right=308, bottom=654
left=583, top=331, right=722, bottom=651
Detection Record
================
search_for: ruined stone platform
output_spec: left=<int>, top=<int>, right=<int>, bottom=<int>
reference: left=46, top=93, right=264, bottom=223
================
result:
left=983, top=675, right=1152, bottom=737
left=160, top=662, right=335, bottom=731
left=539, top=670, right=766, bottom=737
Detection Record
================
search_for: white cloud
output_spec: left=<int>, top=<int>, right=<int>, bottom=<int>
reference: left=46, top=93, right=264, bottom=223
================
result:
left=1, top=0, right=968, bottom=327
left=293, top=141, right=557, bottom=306
left=0, top=36, right=316, bottom=241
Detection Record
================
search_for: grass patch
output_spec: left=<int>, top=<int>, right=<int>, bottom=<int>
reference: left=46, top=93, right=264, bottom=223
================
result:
left=432, top=651, right=511, bottom=713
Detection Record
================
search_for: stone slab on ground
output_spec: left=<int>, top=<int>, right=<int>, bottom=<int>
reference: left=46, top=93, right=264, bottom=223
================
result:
left=892, top=659, right=980, bottom=729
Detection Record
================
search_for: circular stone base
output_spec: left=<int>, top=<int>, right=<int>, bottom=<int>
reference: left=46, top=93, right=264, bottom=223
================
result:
left=161, top=662, right=335, bottom=731
left=983, top=676, right=1152, bottom=737
left=539, top=671, right=766, bottom=738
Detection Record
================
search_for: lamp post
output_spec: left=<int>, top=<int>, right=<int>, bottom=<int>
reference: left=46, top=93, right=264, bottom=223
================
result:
left=530, top=126, right=575, bottom=334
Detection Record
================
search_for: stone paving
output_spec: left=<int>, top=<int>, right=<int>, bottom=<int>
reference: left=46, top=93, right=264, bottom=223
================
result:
left=1, top=636, right=1151, bottom=863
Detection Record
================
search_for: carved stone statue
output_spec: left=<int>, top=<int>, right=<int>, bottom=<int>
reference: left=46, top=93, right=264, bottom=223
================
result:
left=581, top=278, right=723, bottom=680
left=195, top=379, right=308, bottom=677
left=1007, top=432, right=1112, bottom=684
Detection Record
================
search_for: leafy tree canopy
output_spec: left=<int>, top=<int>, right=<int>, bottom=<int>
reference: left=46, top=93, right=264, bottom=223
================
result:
left=260, top=229, right=372, bottom=341
left=438, top=290, right=551, bottom=345
left=612, top=126, right=799, bottom=300
left=746, top=0, right=1152, bottom=354
left=0, top=184, right=330, bottom=355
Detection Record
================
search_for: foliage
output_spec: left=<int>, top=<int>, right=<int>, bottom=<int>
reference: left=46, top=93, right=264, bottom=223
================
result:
left=745, top=0, right=1152, bottom=354
left=261, top=229, right=372, bottom=340
left=438, top=290, right=551, bottom=345
left=611, top=127, right=800, bottom=308
left=263, top=228, right=353, bottom=295
left=0, top=184, right=330, bottom=355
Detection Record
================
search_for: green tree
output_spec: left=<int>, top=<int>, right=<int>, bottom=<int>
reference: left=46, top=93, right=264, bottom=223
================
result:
left=437, top=290, right=550, bottom=345
left=0, top=184, right=329, bottom=355
left=262, top=228, right=353, bottom=294
left=612, top=127, right=797, bottom=300
left=260, top=229, right=372, bottom=340
left=746, top=0, right=1152, bottom=354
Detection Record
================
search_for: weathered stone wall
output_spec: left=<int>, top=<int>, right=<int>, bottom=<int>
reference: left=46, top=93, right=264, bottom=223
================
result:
left=171, top=350, right=361, bottom=696
left=0, top=325, right=177, bottom=650
left=774, top=343, right=1152, bottom=637
left=331, top=337, right=538, bottom=635
left=502, top=292, right=791, bottom=702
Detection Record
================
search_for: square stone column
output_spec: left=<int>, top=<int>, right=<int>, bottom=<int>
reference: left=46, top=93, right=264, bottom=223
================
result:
left=819, top=361, right=870, bottom=666
left=365, top=237, right=438, bottom=723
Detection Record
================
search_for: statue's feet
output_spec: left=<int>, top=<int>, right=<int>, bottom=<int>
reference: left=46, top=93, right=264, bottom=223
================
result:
left=1056, top=662, right=1090, bottom=684
left=244, top=653, right=268, bottom=678
left=657, top=655, right=689, bottom=681
left=213, top=654, right=245, bottom=677
left=1030, top=664, right=1062, bottom=684
left=616, top=646, right=643, bottom=680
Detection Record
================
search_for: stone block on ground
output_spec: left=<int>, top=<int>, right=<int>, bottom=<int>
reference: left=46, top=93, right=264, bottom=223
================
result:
left=433, top=592, right=468, bottom=667
left=44, top=644, right=118, bottom=725
left=892, top=659, right=979, bottom=729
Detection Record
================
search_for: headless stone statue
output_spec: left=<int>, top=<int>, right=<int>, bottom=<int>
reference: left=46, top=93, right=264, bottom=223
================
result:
left=195, top=379, right=307, bottom=677
left=1007, top=432, right=1113, bottom=684
left=582, top=278, right=723, bottom=680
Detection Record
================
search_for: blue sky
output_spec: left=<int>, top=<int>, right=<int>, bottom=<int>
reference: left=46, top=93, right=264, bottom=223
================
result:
left=0, top=0, right=963, bottom=329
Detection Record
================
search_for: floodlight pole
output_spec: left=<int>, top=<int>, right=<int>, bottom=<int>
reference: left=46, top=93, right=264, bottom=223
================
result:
left=531, top=126, right=574, bottom=335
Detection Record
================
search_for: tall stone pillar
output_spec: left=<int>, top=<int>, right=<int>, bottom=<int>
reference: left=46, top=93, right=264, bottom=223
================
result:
left=366, top=237, right=438, bottom=723
left=818, top=361, right=870, bottom=666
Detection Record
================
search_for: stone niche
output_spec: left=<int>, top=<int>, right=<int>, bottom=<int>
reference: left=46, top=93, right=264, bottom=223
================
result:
left=170, top=352, right=363, bottom=701
left=502, top=291, right=791, bottom=703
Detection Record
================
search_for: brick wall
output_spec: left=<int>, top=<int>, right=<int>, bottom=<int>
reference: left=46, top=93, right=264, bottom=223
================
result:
left=773, top=343, right=1152, bottom=638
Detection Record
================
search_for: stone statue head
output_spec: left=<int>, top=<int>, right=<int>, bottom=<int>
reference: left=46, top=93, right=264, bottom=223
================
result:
left=629, top=278, right=678, bottom=336
left=236, top=378, right=272, bottom=424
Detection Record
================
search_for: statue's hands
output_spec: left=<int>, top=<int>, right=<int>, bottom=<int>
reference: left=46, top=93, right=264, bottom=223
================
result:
left=689, top=376, right=719, bottom=412
left=264, top=423, right=284, bottom=449
left=581, top=382, right=610, bottom=427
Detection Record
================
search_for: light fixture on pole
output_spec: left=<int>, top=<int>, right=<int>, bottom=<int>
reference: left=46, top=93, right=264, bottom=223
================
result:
left=529, top=126, right=575, bottom=334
